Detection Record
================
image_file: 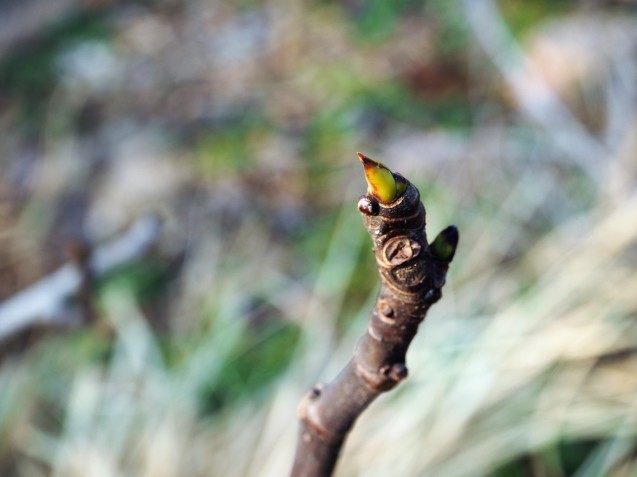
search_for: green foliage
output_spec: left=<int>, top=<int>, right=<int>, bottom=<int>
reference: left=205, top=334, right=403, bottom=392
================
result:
left=337, top=247, right=376, bottom=329
left=198, top=320, right=300, bottom=414
left=427, top=0, right=470, bottom=54
left=0, top=11, right=111, bottom=132
left=195, top=118, right=271, bottom=178
left=356, top=82, right=472, bottom=129
left=16, top=331, right=111, bottom=439
left=0, top=12, right=110, bottom=93
left=497, top=0, right=574, bottom=39
left=292, top=203, right=375, bottom=330
left=491, top=439, right=601, bottom=477
left=353, top=0, right=425, bottom=44
left=96, top=258, right=175, bottom=305
left=314, top=0, right=426, bottom=44
left=355, top=0, right=398, bottom=43
left=303, top=108, right=352, bottom=163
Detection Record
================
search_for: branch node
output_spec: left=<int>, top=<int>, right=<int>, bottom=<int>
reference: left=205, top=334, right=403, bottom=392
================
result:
left=356, top=362, right=396, bottom=391
left=433, top=274, right=446, bottom=289
left=309, top=384, right=323, bottom=400
left=378, top=300, right=396, bottom=324
left=388, top=363, right=408, bottom=381
left=367, top=321, right=383, bottom=341
left=425, top=288, right=443, bottom=303
left=357, top=195, right=379, bottom=216
left=302, top=408, right=343, bottom=444
left=383, top=237, right=421, bottom=266
left=379, top=363, right=409, bottom=383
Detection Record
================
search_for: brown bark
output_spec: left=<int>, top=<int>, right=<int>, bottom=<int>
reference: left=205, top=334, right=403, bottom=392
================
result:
left=290, top=178, right=457, bottom=477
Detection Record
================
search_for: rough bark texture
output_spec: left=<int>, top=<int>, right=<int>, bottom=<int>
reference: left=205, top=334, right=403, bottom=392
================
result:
left=291, top=179, right=457, bottom=477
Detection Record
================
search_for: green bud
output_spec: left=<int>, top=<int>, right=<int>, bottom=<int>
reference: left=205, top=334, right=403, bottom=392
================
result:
left=430, top=225, right=459, bottom=261
left=358, top=152, right=405, bottom=204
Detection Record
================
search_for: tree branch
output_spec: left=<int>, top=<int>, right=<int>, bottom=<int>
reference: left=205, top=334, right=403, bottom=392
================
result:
left=290, top=155, right=458, bottom=477
left=0, top=215, right=161, bottom=343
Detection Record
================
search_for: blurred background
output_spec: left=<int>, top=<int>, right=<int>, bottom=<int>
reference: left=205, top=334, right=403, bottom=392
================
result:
left=1, top=0, right=637, bottom=476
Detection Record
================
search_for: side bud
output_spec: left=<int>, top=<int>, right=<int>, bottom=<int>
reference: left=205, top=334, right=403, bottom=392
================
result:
left=430, top=225, right=459, bottom=262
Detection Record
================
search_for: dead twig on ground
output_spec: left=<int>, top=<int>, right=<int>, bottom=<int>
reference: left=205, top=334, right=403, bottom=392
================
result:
left=0, top=215, right=161, bottom=343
